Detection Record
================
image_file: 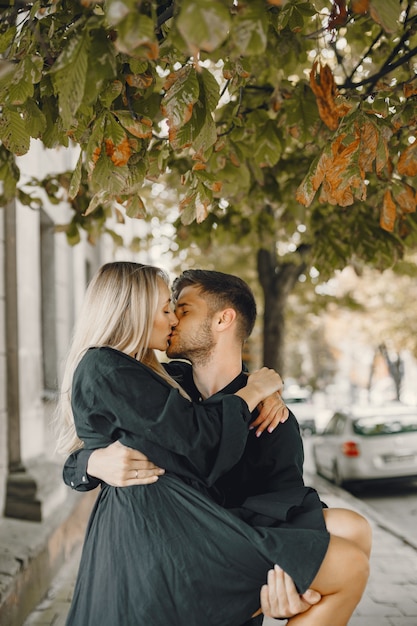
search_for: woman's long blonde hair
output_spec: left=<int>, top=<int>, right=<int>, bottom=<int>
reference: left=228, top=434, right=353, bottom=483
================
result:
left=55, top=262, right=187, bottom=456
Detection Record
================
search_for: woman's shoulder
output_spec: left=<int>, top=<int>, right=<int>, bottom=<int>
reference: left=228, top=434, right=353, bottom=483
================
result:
left=77, top=347, right=171, bottom=387
left=76, top=347, right=142, bottom=378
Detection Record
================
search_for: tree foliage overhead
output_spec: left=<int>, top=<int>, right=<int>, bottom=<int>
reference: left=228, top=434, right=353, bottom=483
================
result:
left=1, top=0, right=417, bottom=273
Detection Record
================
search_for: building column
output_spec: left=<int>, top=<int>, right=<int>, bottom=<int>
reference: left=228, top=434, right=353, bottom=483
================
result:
left=4, top=202, right=41, bottom=521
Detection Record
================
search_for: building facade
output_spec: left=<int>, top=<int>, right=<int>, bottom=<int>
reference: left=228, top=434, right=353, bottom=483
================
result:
left=0, top=141, right=110, bottom=522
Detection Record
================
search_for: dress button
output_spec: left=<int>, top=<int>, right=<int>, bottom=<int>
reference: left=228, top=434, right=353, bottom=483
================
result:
left=70, top=481, right=75, bottom=487
left=82, top=475, right=87, bottom=482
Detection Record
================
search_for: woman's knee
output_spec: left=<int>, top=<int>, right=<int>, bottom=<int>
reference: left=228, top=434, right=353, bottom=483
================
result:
left=323, top=508, right=372, bottom=557
left=313, top=535, right=370, bottom=597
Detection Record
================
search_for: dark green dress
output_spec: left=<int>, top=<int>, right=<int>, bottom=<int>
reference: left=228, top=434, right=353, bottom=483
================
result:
left=66, top=347, right=329, bottom=626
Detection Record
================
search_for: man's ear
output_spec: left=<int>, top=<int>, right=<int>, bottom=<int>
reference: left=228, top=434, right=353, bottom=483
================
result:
left=215, top=308, right=237, bottom=331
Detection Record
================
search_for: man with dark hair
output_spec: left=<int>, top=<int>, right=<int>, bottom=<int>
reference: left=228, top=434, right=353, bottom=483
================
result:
left=172, top=269, right=257, bottom=343
left=63, top=269, right=322, bottom=623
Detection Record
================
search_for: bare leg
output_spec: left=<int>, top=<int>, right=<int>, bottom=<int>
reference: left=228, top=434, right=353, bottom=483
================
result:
left=323, top=508, right=372, bottom=557
left=284, top=535, right=369, bottom=626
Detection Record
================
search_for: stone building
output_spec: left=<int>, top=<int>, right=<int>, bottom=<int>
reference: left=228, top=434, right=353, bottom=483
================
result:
left=0, top=142, right=138, bottom=625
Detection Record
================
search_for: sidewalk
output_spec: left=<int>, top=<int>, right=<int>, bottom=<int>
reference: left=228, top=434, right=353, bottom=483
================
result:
left=22, top=473, right=417, bottom=626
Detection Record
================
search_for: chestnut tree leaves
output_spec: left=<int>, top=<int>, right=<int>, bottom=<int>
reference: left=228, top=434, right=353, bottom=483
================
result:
left=1, top=0, right=417, bottom=273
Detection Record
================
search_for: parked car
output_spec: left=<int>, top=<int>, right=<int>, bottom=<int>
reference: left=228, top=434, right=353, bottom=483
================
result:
left=283, top=385, right=316, bottom=436
left=312, top=404, right=417, bottom=487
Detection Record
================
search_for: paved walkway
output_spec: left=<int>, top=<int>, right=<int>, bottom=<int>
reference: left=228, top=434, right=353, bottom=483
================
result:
left=23, top=474, right=417, bottom=626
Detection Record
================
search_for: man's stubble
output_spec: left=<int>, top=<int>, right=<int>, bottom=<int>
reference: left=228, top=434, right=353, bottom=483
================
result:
left=167, top=317, right=216, bottom=367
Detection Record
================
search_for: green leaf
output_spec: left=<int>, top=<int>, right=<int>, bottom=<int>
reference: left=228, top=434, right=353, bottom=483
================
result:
left=0, top=146, right=19, bottom=200
left=253, top=120, right=281, bottom=167
left=162, top=65, right=200, bottom=133
left=0, top=25, right=16, bottom=54
left=84, top=189, right=111, bottom=217
left=90, top=151, right=129, bottom=194
left=125, top=155, right=147, bottom=192
left=84, top=30, right=117, bottom=106
left=105, top=112, right=128, bottom=146
left=69, top=152, right=83, bottom=200
left=23, top=99, right=47, bottom=138
left=50, top=30, right=90, bottom=128
left=104, top=227, right=124, bottom=247
left=369, top=0, right=401, bottom=34
left=125, top=194, right=146, bottom=218
left=86, top=113, right=106, bottom=175
left=66, top=221, right=81, bottom=246
left=199, top=68, right=220, bottom=114
left=0, top=60, right=15, bottom=91
left=112, top=13, right=158, bottom=58
left=7, top=56, right=43, bottom=105
left=231, top=1, right=268, bottom=56
left=176, top=0, right=231, bottom=53
left=0, top=108, right=30, bottom=155
left=114, top=110, right=153, bottom=139
left=288, top=7, right=305, bottom=33
left=41, top=96, right=69, bottom=149
left=99, top=80, right=123, bottom=108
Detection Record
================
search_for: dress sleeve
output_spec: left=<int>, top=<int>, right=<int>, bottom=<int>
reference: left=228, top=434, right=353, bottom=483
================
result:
left=62, top=449, right=101, bottom=492
left=72, top=348, right=252, bottom=486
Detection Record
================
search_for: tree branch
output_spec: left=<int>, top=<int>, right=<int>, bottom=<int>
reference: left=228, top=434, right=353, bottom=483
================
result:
left=342, top=45, right=417, bottom=93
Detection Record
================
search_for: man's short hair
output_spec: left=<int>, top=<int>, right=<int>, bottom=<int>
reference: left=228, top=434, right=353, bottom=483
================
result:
left=172, top=269, right=257, bottom=342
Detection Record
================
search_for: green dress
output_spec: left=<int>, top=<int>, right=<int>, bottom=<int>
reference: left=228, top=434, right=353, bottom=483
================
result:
left=66, top=347, right=329, bottom=626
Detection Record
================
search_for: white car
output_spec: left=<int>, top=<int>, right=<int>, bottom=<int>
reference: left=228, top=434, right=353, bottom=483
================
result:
left=312, top=404, right=417, bottom=487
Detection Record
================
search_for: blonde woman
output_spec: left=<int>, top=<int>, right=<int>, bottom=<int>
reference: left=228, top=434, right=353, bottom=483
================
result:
left=57, top=262, right=368, bottom=626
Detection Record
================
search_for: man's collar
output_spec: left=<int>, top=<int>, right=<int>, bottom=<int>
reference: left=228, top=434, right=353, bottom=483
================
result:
left=164, top=360, right=247, bottom=400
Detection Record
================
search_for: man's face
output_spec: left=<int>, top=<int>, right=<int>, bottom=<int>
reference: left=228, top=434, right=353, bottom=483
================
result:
left=167, top=285, right=216, bottom=363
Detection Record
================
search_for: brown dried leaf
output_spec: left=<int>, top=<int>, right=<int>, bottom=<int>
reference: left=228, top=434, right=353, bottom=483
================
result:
left=310, top=62, right=352, bottom=130
left=125, top=73, right=154, bottom=90
left=395, top=183, right=416, bottom=214
left=104, top=137, right=131, bottom=166
left=398, top=142, right=417, bottom=176
left=357, top=120, right=378, bottom=172
left=328, top=0, right=348, bottom=29
left=351, top=0, right=369, bottom=14
left=195, top=193, right=210, bottom=223
left=318, top=135, right=365, bottom=206
left=380, top=189, right=396, bottom=232
left=296, top=133, right=365, bottom=207
left=403, top=80, right=417, bottom=98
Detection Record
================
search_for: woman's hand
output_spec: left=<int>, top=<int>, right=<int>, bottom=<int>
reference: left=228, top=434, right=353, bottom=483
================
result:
left=87, top=441, right=165, bottom=486
left=236, top=368, right=284, bottom=412
left=250, top=393, right=289, bottom=437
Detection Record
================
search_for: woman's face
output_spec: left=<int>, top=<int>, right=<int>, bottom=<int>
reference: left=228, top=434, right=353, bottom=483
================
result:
left=148, top=279, right=179, bottom=351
